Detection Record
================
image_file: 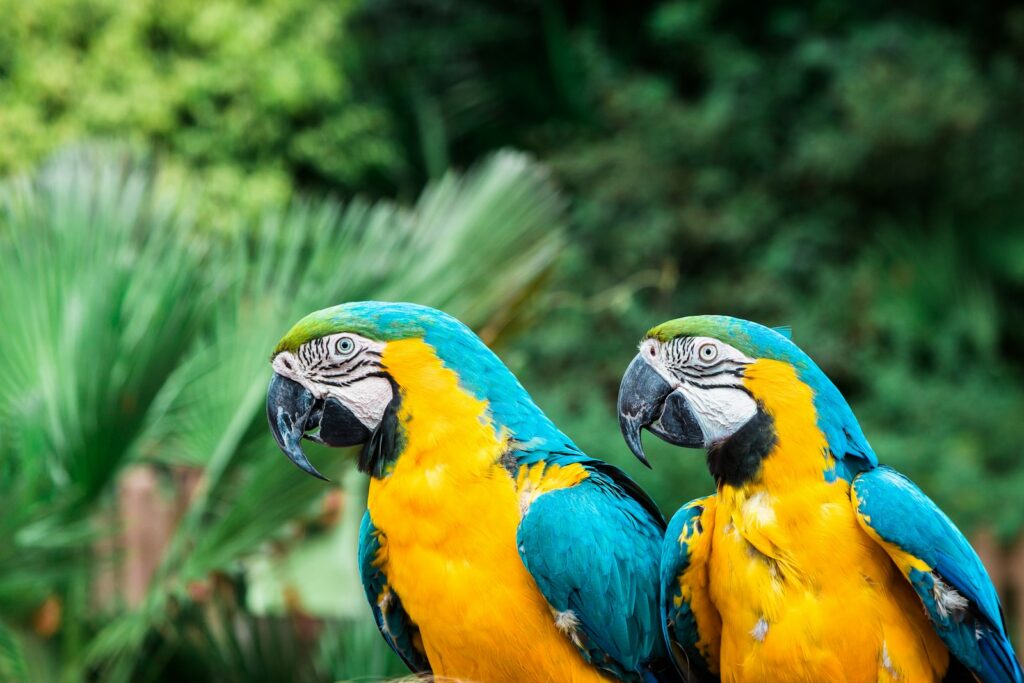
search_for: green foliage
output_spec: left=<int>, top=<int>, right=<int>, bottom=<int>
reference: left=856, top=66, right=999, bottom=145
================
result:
left=0, top=145, right=565, bottom=680
left=0, top=0, right=401, bottom=222
left=135, top=596, right=405, bottom=682
left=0, top=147, right=208, bottom=632
left=0, top=620, right=29, bottom=683
left=349, top=0, right=1024, bottom=536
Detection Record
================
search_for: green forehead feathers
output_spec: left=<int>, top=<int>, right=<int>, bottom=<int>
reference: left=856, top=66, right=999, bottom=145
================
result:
left=272, top=302, right=436, bottom=356
left=646, top=315, right=793, bottom=360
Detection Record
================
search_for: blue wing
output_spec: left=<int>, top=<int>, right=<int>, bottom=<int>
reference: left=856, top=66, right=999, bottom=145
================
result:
left=852, top=467, right=1022, bottom=683
left=661, top=498, right=719, bottom=682
left=515, top=461, right=669, bottom=682
left=357, top=511, right=431, bottom=675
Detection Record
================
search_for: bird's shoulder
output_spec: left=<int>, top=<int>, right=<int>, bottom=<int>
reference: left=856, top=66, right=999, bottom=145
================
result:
left=512, top=438, right=665, bottom=529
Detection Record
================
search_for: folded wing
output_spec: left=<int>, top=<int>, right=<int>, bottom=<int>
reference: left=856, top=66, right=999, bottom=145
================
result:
left=852, top=466, right=1022, bottom=683
left=516, top=461, right=668, bottom=681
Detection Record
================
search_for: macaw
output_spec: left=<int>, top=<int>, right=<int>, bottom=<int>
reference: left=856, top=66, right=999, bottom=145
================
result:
left=616, top=315, right=1022, bottom=683
left=266, top=301, right=676, bottom=682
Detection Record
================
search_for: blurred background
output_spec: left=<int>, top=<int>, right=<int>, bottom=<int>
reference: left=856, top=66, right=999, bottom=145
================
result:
left=1, top=0, right=1023, bottom=680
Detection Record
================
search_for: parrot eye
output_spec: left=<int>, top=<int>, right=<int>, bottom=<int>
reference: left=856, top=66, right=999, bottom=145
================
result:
left=335, top=336, right=356, bottom=356
left=698, top=343, right=718, bottom=363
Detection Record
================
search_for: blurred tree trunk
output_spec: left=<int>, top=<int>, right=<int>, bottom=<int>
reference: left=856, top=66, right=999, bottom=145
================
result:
left=119, top=467, right=175, bottom=606
left=93, top=465, right=208, bottom=610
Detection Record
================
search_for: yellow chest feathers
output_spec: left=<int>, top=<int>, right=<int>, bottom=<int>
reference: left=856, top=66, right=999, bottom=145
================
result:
left=701, top=360, right=948, bottom=682
left=365, top=338, right=606, bottom=682
left=707, top=483, right=947, bottom=682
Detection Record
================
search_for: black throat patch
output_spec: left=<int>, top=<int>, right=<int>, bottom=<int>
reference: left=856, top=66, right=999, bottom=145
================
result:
left=706, top=406, right=777, bottom=488
left=357, top=378, right=405, bottom=479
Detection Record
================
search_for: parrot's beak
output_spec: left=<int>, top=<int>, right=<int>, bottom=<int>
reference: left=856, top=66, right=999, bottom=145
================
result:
left=266, top=373, right=371, bottom=481
left=617, top=354, right=705, bottom=466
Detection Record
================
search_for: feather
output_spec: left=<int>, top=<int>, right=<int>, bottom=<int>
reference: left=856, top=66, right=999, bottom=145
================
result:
left=853, top=467, right=1023, bottom=683
left=516, top=467, right=667, bottom=681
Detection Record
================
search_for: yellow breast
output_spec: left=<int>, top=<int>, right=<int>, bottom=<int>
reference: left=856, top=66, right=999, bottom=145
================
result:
left=709, top=481, right=947, bottom=682
left=366, top=338, right=608, bottom=682
left=704, top=360, right=949, bottom=683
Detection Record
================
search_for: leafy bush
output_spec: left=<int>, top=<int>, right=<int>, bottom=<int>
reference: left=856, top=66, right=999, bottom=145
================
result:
left=0, top=0, right=401, bottom=222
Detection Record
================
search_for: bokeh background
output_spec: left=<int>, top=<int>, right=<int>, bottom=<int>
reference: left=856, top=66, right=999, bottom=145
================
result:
left=2, top=1, right=1024, bottom=680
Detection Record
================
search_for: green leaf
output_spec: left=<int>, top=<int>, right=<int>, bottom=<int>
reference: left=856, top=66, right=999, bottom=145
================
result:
left=0, top=620, right=29, bottom=683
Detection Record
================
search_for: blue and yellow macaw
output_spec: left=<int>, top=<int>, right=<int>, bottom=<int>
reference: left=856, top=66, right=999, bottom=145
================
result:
left=616, top=316, right=1022, bottom=683
left=266, top=302, right=676, bottom=682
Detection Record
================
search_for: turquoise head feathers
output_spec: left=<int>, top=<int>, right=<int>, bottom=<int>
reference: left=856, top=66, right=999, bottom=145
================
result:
left=620, top=315, right=876, bottom=482
left=271, top=302, right=574, bottom=473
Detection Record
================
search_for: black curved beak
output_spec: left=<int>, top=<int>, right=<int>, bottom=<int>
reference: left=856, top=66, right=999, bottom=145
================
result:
left=617, top=354, right=705, bottom=467
left=266, top=373, right=372, bottom=481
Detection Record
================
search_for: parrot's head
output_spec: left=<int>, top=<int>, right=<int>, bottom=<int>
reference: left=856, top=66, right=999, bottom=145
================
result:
left=617, top=315, right=875, bottom=485
left=267, top=301, right=560, bottom=480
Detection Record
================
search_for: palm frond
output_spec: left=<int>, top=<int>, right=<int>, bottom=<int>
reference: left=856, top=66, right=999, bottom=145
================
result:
left=0, top=620, right=29, bottom=683
left=0, top=146, right=212, bottom=668
left=0, top=145, right=207, bottom=507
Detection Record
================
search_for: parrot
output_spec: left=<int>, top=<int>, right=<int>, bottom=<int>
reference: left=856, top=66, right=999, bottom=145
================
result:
left=265, top=301, right=677, bottom=682
left=615, top=315, right=1022, bottom=683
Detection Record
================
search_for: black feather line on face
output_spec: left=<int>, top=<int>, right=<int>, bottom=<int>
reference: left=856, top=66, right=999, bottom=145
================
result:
left=321, top=357, right=374, bottom=377
left=357, top=377, right=404, bottom=479
left=682, top=356, right=732, bottom=372
left=675, top=368, right=747, bottom=383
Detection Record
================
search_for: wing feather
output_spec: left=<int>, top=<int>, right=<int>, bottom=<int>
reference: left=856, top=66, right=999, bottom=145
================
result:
left=661, top=497, right=720, bottom=682
left=516, top=465, right=668, bottom=681
left=852, top=467, right=1022, bottom=683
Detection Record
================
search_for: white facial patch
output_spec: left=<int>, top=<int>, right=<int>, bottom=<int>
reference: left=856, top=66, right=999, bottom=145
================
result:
left=272, top=333, right=392, bottom=430
left=641, top=336, right=758, bottom=447
left=675, top=382, right=757, bottom=446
